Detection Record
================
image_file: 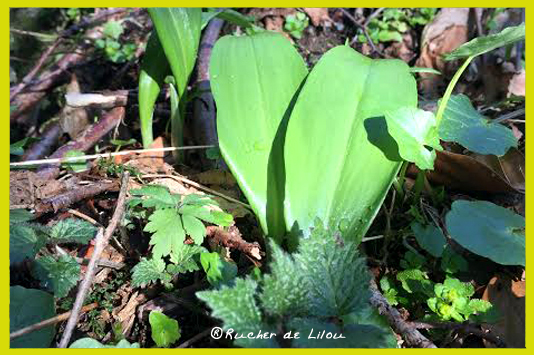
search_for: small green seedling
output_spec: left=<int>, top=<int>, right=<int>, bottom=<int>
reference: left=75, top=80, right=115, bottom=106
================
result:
left=284, top=12, right=309, bottom=39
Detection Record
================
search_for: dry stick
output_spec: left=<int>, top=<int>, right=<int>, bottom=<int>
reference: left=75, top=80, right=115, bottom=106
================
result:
left=369, top=279, right=437, bottom=348
left=409, top=321, right=506, bottom=347
left=11, top=145, right=215, bottom=168
left=142, top=173, right=252, bottom=210
left=36, top=106, right=125, bottom=180
left=55, top=245, right=124, bottom=270
left=177, top=328, right=213, bottom=348
left=339, top=8, right=384, bottom=56
left=58, top=171, right=130, bottom=348
left=10, top=302, right=98, bottom=341
left=21, top=123, right=63, bottom=161
left=10, top=39, right=63, bottom=100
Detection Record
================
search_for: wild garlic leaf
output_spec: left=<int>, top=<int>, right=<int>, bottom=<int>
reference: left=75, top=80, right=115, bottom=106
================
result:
left=130, top=185, right=180, bottom=209
left=384, top=107, right=441, bottom=170
left=49, top=218, right=96, bottom=244
left=446, top=200, right=525, bottom=266
left=144, top=209, right=185, bottom=258
left=33, top=255, right=80, bottom=298
left=439, top=94, right=517, bottom=156
left=131, top=257, right=171, bottom=288
left=149, top=311, right=181, bottom=348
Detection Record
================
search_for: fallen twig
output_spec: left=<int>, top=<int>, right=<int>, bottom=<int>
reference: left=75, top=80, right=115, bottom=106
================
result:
left=206, top=225, right=262, bottom=260
left=58, top=171, right=130, bottom=348
left=10, top=302, right=98, bottom=341
left=36, top=107, right=125, bottom=180
left=409, top=321, right=507, bottom=347
left=35, top=180, right=118, bottom=213
left=369, top=279, right=437, bottom=348
left=65, top=90, right=129, bottom=109
left=339, top=8, right=384, bottom=56
left=55, top=245, right=124, bottom=270
left=12, top=145, right=215, bottom=168
left=21, top=123, right=63, bottom=161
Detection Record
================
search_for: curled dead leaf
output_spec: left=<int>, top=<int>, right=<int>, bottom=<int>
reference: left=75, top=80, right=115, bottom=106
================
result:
left=303, top=8, right=332, bottom=27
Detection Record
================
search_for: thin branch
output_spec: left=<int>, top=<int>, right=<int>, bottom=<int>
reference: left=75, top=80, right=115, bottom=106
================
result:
left=369, top=279, right=437, bottom=348
left=55, top=245, right=125, bottom=270
left=11, top=145, right=215, bottom=168
left=409, top=321, right=506, bottom=347
left=58, top=171, right=130, bottom=348
left=339, top=8, right=384, bottom=56
left=10, top=302, right=98, bottom=340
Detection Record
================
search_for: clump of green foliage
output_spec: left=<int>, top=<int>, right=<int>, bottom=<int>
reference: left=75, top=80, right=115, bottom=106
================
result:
left=197, top=221, right=396, bottom=348
left=357, top=8, right=437, bottom=44
left=128, top=185, right=234, bottom=288
left=95, top=20, right=136, bottom=63
left=284, top=12, right=309, bottom=39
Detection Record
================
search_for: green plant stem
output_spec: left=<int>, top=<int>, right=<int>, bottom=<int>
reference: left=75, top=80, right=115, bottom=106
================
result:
left=434, top=55, right=474, bottom=126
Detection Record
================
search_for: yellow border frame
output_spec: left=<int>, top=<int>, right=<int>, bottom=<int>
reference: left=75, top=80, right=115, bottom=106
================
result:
left=4, top=3, right=530, bottom=351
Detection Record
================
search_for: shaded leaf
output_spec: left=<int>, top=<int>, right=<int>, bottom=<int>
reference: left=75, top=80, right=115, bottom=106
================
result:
left=149, top=311, right=181, bottom=347
left=49, top=218, right=96, bottom=244
left=446, top=200, right=525, bottom=266
left=10, top=223, right=47, bottom=264
left=131, top=257, right=170, bottom=288
left=70, top=338, right=140, bottom=348
left=34, top=255, right=80, bottom=298
left=445, top=23, right=525, bottom=60
left=168, top=244, right=203, bottom=274
left=10, top=209, right=35, bottom=224
left=440, top=94, right=517, bottom=156
left=200, top=252, right=237, bottom=287
left=411, top=222, right=447, bottom=257
left=10, top=286, right=56, bottom=348
left=385, top=107, right=441, bottom=170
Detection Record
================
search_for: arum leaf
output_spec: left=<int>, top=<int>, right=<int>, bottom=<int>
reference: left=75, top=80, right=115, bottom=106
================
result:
left=139, top=32, right=170, bottom=148
left=445, top=23, right=525, bottom=61
left=10, top=286, right=56, bottom=348
left=440, top=94, right=517, bottom=156
left=411, top=222, right=447, bottom=258
left=211, top=32, right=308, bottom=239
left=384, top=107, right=441, bottom=170
left=149, top=311, right=181, bottom=347
left=446, top=200, right=525, bottom=266
left=284, top=46, right=417, bottom=243
left=148, top=8, right=202, bottom=98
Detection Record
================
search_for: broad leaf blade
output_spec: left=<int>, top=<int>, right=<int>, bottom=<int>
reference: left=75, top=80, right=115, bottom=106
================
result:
left=34, top=255, right=80, bottom=298
left=440, top=94, right=517, bottom=156
left=445, top=23, right=525, bottom=61
left=284, top=46, right=417, bottom=243
left=411, top=222, right=447, bottom=258
left=139, top=31, right=170, bottom=148
left=149, top=311, right=181, bottom=347
left=211, top=32, right=308, bottom=239
left=148, top=8, right=202, bottom=98
left=446, top=200, right=525, bottom=266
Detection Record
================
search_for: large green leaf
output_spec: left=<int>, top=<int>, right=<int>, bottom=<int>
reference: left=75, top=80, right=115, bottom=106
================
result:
left=138, top=32, right=170, bottom=148
left=148, top=8, right=202, bottom=99
left=149, top=311, right=181, bottom=348
left=211, top=32, right=308, bottom=239
left=10, top=286, right=56, bottom=348
left=284, top=46, right=417, bottom=242
left=444, top=23, right=525, bottom=61
left=440, top=94, right=517, bottom=156
left=445, top=200, right=525, bottom=266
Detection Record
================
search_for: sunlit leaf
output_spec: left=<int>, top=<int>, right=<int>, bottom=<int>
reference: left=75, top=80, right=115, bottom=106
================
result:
left=384, top=107, right=441, bottom=170
left=149, top=311, right=181, bottom=347
left=444, top=23, right=525, bottom=61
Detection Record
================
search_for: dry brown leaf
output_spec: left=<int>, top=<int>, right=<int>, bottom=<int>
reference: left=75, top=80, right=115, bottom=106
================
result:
left=482, top=275, right=525, bottom=347
left=193, top=169, right=237, bottom=187
left=407, top=150, right=523, bottom=194
left=508, top=69, right=525, bottom=97
left=303, top=8, right=332, bottom=27
left=415, top=8, right=470, bottom=95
